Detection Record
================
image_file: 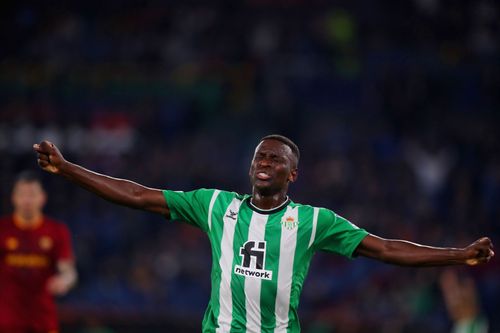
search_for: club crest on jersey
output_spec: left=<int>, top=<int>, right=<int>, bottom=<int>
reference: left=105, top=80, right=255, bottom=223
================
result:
left=6, top=237, right=19, bottom=250
left=280, top=214, right=299, bottom=230
left=234, top=240, right=272, bottom=280
left=39, top=236, right=53, bottom=250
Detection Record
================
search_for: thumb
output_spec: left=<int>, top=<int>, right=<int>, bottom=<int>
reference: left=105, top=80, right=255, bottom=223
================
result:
left=33, top=140, right=55, bottom=154
left=40, top=140, right=55, bottom=151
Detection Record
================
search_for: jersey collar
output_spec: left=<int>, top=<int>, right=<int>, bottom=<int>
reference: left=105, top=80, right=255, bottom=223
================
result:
left=13, top=213, right=44, bottom=230
left=246, top=196, right=291, bottom=215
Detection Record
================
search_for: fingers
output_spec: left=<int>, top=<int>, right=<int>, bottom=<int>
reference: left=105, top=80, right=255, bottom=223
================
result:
left=468, top=249, right=495, bottom=266
left=34, top=141, right=62, bottom=174
left=34, top=143, right=52, bottom=165
left=475, top=237, right=492, bottom=248
left=37, top=151, right=50, bottom=163
left=485, top=249, right=495, bottom=262
left=474, top=237, right=494, bottom=253
left=465, top=238, right=495, bottom=266
left=38, top=158, right=49, bottom=168
left=477, top=246, right=494, bottom=260
left=33, top=140, right=54, bottom=153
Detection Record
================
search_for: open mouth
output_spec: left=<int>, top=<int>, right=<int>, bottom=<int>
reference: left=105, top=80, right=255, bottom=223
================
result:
left=256, top=172, right=271, bottom=181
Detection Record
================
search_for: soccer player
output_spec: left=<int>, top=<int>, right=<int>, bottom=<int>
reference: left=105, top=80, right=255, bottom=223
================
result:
left=33, top=135, right=494, bottom=333
left=0, top=171, right=77, bottom=333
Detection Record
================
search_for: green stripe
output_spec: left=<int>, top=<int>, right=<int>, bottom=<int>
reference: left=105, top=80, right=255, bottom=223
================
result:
left=260, top=210, right=286, bottom=332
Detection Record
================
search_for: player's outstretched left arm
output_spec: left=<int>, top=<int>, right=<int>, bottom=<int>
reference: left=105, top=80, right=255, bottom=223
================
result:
left=355, top=235, right=494, bottom=267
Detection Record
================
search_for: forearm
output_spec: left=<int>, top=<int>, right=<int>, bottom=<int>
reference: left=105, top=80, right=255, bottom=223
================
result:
left=34, top=141, right=169, bottom=215
left=377, top=239, right=466, bottom=266
left=60, top=161, right=152, bottom=210
left=357, top=234, right=493, bottom=267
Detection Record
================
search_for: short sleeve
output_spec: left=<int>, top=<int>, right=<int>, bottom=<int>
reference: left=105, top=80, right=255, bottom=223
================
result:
left=163, top=189, right=216, bottom=232
left=314, top=208, right=369, bottom=258
left=55, top=224, right=74, bottom=261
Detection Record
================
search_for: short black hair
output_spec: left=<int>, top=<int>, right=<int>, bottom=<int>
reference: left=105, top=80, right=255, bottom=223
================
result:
left=14, top=170, right=43, bottom=185
left=260, top=134, right=300, bottom=164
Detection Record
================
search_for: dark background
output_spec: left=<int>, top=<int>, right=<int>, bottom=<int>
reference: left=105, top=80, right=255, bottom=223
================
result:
left=1, top=1, right=499, bottom=332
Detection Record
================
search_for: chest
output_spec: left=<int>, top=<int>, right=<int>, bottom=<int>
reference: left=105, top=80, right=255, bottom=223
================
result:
left=0, top=227, right=56, bottom=257
left=212, top=205, right=315, bottom=273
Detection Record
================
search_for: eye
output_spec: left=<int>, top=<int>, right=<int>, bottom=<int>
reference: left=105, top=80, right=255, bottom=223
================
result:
left=271, top=154, right=284, bottom=162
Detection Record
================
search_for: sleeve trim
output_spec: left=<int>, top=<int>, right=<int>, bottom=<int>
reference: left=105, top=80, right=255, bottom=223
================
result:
left=208, top=190, right=221, bottom=231
left=347, top=231, right=370, bottom=259
left=308, top=207, right=319, bottom=249
left=162, top=190, right=179, bottom=221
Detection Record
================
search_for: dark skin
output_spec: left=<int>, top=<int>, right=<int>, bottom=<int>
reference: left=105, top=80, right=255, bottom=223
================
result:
left=33, top=139, right=494, bottom=266
left=248, top=139, right=298, bottom=209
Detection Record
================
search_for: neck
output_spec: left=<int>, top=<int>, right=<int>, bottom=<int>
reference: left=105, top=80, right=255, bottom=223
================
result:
left=13, top=211, right=43, bottom=228
left=251, top=188, right=289, bottom=210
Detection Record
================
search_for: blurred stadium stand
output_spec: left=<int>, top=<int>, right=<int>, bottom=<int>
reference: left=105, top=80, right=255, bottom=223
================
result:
left=1, top=1, right=499, bottom=332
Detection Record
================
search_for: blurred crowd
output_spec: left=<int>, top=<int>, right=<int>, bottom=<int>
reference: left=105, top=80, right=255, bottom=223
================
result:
left=1, top=0, right=499, bottom=332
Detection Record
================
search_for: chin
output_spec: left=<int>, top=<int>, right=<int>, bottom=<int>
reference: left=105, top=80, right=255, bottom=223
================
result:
left=253, top=184, right=278, bottom=196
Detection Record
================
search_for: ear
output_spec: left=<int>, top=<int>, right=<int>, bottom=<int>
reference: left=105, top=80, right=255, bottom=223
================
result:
left=288, top=168, right=298, bottom=183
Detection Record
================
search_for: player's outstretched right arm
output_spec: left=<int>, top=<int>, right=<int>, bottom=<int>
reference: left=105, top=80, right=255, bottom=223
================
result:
left=33, top=140, right=170, bottom=217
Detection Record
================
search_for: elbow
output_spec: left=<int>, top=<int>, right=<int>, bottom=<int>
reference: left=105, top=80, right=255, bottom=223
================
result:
left=377, top=240, right=410, bottom=266
left=377, top=244, right=392, bottom=264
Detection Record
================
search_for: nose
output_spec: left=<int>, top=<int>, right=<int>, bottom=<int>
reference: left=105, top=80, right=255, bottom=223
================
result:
left=257, top=157, right=271, bottom=167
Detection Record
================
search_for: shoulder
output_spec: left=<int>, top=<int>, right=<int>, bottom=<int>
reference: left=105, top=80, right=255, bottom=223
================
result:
left=290, top=201, right=335, bottom=217
left=216, top=189, right=247, bottom=201
left=43, top=216, right=70, bottom=231
left=164, top=188, right=247, bottom=205
left=186, top=188, right=247, bottom=201
left=0, top=216, right=11, bottom=232
left=0, top=215, right=11, bottom=224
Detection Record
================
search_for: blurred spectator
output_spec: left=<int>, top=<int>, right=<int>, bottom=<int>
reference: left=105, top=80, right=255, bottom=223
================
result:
left=440, top=269, right=489, bottom=333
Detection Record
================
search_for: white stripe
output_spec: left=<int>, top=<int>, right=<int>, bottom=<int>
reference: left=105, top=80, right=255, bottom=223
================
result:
left=308, top=207, right=319, bottom=249
left=274, top=206, right=299, bottom=332
left=245, top=212, right=268, bottom=333
left=208, top=190, right=221, bottom=231
left=216, top=198, right=243, bottom=333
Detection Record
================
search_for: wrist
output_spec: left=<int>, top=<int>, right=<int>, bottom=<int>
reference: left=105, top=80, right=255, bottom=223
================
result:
left=460, top=247, right=479, bottom=266
left=58, top=160, right=72, bottom=176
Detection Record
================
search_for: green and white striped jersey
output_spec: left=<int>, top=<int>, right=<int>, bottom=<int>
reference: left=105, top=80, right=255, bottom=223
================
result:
left=163, top=189, right=368, bottom=333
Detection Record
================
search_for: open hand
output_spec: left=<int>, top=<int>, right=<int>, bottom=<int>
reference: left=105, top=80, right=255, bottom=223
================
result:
left=464, top=237, right=494, bottom=266
left=46, top=275, right=73, bottom=296
left=33, top=141, right=66, bottom=174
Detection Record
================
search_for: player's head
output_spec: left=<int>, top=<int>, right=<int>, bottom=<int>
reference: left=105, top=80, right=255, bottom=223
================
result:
left=11, top=170, right=47, bottom=220
left=249, top=135, right=300, bottom=195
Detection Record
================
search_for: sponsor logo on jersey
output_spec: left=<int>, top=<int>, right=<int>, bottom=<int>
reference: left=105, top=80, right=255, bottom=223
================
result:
left=6, top=254, right=49, bottom=267
left=280, top=215, right=299, bottom=230
left=234, top=240, right=272, bottom=280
